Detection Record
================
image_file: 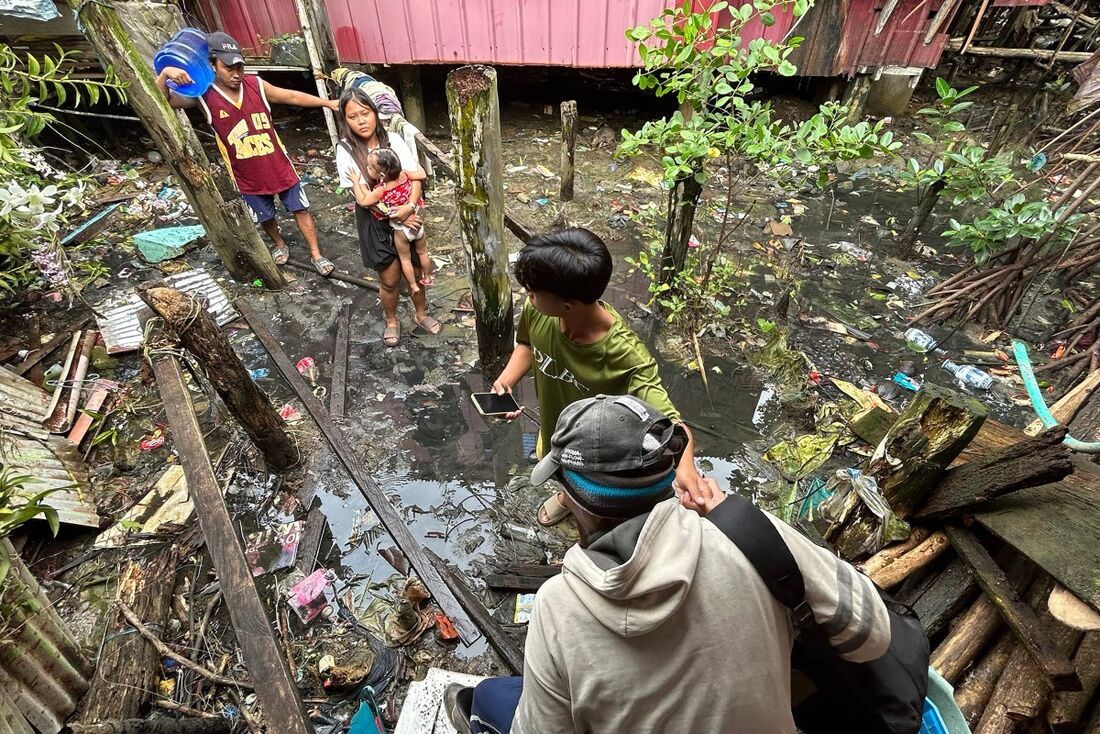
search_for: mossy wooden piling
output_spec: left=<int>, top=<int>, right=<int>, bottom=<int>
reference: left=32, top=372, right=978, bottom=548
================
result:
left=445, top=65, right=514, bottom=377
left=65, top=0, right=285, bottom=288
left=560, top=100, right=577, bottom=201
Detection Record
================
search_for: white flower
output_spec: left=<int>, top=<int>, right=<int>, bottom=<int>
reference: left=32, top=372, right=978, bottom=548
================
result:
left=23, top=184, right=58, bottom=214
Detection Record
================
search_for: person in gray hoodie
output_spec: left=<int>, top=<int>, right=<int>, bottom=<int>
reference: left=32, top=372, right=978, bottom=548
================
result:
left=448, top=394, right=893, bottom=734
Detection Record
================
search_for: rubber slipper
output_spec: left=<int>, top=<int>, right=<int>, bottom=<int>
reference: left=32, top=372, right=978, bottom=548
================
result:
left=443, top=684, right=474, bottom=734
left=312, top=257, right=335, bottom=276
left=419, top=276, right=434, bottom=287
left=272, top=245, right=289, bottom=265
left=382, top=323, right=400, bottom=347
left=414, top=315, right=442, bottom=335
left=537, top=493, right=570, bottom=527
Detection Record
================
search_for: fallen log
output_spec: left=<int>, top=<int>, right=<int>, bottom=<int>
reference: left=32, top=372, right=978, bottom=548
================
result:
left=914, top=427, right=1072, bottom=521
left=861, top=527, right=931, bottom=578
left=80, top=546, right=179, bottom=722
left=948, top=528, right=1081, bottom=692
left=68, top=718, right=230, bottom=733
left=1048, top=631, right=1100, bottom=733
left=827, top=384, right=987, bottom=559
left=140, top=285, right=297, bottom=470
left=869, top=530, right=950, bottom=589
left=956, top=634, right=1015, bottom=727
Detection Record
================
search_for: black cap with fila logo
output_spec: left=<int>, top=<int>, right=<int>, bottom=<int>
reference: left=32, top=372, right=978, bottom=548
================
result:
left=206, top=31, right=245, bottom=67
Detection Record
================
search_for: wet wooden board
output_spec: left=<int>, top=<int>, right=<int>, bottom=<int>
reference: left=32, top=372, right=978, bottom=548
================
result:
left=152, top=353, right=313, bottom=734
left=239, top=300, right=480, bottom=646
left=330, top=304, right=350, bottom=418
left=961, top=420, right=1100, bottom=613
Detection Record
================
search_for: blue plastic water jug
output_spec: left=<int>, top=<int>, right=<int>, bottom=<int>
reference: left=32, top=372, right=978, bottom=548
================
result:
left=153, top=28, right=213, bottom=97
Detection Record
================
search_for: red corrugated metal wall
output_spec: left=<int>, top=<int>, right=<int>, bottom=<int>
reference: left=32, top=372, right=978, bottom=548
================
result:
left=187, top=0, right=966, bottom=73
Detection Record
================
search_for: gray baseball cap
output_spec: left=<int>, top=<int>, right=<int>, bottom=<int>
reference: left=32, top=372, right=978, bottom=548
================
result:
left=530, top=394, right=687, bottom=485
left=206, top=31, right=245, bottom=66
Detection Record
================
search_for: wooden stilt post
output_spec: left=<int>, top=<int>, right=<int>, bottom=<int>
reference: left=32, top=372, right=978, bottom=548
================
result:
left=841, top=73, right=873, bottom=123
left=139, top=285, right=298, bottom=470
left=399, top=66, right=428, bottom=132
left=445, top=65, right=515, bottom=377
left=559, top=100, right=577, bottom=202
left=150, top=352, right=313, bottom=734
left=64, top=0, right=285, bottom=289
left=291, top=0, right=338, bottom=149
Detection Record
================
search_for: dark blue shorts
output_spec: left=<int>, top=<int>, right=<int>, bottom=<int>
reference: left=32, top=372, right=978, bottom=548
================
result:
left=242, top=183, right=310, bottom=223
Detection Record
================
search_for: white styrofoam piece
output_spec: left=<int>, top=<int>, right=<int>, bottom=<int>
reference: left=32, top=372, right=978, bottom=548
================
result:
left=393, top=667, right=487, bottom=734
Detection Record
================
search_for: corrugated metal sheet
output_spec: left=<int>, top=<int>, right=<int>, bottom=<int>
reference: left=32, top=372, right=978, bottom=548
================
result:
left=188, top=0, right=961, bottom=73
left=0, top=539, right=92, bottom=734
left=0, top=365, right=100, bottom=528
left=95, top=268, right=238, bottom=354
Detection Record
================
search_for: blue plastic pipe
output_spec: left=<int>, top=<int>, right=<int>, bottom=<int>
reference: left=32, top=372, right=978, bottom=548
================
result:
left=1012, top=340, right=1100, bottom=453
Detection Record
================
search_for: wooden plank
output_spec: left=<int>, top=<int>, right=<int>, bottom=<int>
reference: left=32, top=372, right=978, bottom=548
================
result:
left=237, top=300, right=480, bottom=646
left=67, top=378, right=113, bottom=445
left=484, top=573, right=553, bottom=592
left=1025, top=370, right=1100, bottom=435
left=960, top=419, right=1100, bottom=614
left=908, top=556, right=979, bottom=639
left=426, top=549, right=524, bottom=675
left=946, top=527, right=1081, bottom=692
left=330, top=304, right=350, bottom=418
left=151, top=354, right=313, bottom=734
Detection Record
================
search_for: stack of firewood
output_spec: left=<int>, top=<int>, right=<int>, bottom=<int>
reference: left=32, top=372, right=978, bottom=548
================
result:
left=820, top=380, right=1099, bottom=733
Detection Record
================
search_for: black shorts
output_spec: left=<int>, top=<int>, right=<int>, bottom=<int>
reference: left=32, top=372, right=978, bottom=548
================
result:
left=355, top=204, right=397, bottom=271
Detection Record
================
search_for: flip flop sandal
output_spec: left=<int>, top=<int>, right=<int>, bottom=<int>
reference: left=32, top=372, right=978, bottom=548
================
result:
left=414, top=315, right=442, bottom=335
left=312, top=257, right=335, bottom=276
left=419, top=276, right=435, bottom=287
left=537, top=493, right=570, bottom=527
left=382, top=323, right=400, bottom=347
left=272, top=245, right=290, bottom=265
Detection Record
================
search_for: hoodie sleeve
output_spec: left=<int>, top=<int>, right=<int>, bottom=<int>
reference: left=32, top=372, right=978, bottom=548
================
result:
left=766, top=514, right=892, bottom=663
left=512, top=581, right=577, bottom=733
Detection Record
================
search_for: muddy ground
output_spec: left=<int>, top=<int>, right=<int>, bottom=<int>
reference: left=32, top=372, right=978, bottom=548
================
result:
left=5, top=73, right=1092, bottom=730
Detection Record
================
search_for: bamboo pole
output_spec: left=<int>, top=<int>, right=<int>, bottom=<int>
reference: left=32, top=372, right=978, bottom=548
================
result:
left=445, top=65, right=515, bottom=377
left=291, top=0, right=338, bottom=149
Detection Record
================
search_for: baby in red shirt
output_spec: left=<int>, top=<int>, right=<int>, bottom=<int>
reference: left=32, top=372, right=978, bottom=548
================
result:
left=361, top=148, right=433, bottom=294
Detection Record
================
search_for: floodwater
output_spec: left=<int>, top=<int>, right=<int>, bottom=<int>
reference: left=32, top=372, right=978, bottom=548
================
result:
left=141, top=103, right=1038, bottom=670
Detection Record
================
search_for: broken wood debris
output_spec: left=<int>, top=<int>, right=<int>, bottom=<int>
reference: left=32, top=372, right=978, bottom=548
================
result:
left=237, top=299, right=480, bottom=647
left=947, top=527, right=1081, bottom=692
left=150, top=350, right=312, bottom=733
left=330, top=303, right=350, bottom=418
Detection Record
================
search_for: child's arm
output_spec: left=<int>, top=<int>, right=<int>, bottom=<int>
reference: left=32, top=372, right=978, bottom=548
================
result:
left=388, top=175, right=423, bottom=223
left=342, top=168, right=385, bottom=208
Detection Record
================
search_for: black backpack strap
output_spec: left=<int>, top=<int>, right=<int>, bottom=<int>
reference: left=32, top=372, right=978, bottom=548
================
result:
left=706, top=494, right=814, bottom=626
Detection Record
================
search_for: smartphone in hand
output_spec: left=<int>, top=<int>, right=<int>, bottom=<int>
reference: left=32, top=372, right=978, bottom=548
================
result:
left=470, top=392, right=521, bottom=417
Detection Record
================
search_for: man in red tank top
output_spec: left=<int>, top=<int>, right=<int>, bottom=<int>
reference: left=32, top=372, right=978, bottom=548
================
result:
left=155, top=32, right=338, bottom=275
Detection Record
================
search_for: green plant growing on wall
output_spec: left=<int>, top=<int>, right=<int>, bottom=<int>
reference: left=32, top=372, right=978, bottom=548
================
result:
left=619, top=0, right=899, bottom=375
left=0, top=42, right=126, bottom=302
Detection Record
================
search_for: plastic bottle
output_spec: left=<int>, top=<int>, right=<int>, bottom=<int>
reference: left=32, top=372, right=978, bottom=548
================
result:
left=942, top=360, right=993, bottom=390
left=904, top=328, right=939, bottom=353
left=153, top=28, right=214, bottom=98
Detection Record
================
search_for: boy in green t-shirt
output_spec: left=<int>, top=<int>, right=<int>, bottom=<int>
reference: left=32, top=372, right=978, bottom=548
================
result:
left=491, top=227, right=704, bottom=526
